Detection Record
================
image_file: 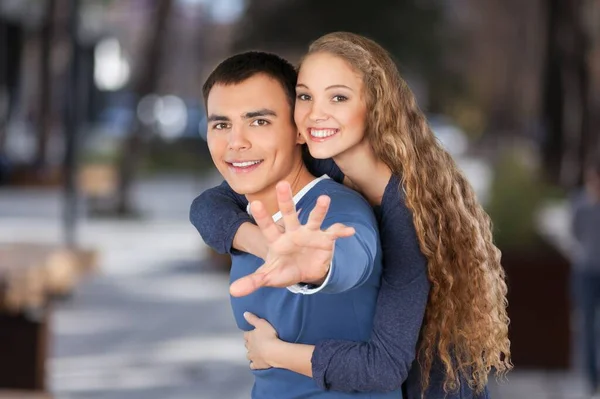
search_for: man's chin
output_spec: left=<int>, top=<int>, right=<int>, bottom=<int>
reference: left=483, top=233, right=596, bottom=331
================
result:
left=225, top=181, right=261, bottom=197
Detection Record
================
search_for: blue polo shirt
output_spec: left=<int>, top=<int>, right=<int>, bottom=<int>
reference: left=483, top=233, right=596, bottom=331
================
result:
left=229, top=176, right=401, bottom=398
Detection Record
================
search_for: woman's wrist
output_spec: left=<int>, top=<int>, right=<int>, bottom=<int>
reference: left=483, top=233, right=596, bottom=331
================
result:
left=265, top=339, right=287, bottom=368
left=233, top=222, right=268, bottom=259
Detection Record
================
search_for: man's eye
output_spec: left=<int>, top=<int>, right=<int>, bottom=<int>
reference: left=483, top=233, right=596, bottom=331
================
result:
left=297, top=94, right=311, bottom=101
left=213, top=123, right=229, bottom=130
left=332, top=95, right=348, bottom=102
left=251, top=119, right=269, bottom=126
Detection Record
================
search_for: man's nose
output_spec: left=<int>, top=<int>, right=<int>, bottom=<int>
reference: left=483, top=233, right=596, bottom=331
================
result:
left=228, top=126, right=250, bottom=151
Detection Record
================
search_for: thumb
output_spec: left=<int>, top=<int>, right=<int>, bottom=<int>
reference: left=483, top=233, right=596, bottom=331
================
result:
left=230, top=272, right=267, bottom=297
left=243, top=311, right=261, bottom=326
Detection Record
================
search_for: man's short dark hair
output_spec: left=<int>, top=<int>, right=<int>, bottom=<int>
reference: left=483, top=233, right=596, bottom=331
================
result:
left=202, top=51, right=297, bottom=112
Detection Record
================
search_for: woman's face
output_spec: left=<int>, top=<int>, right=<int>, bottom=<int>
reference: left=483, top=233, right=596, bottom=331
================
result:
left=294, top=52, right=368, bottom=160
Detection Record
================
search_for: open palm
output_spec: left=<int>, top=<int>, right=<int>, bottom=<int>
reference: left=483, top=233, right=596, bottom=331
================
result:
left=230, top=181, right=355, bottom=297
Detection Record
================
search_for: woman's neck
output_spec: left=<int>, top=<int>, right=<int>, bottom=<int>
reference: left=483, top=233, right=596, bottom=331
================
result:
left=333, top=139, right=392, bottom=206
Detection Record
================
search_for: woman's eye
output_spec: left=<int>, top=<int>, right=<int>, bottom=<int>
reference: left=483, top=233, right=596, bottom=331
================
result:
left=297, top=94, right=311, bottom=101
left=332, top=95, right=348, bottom=102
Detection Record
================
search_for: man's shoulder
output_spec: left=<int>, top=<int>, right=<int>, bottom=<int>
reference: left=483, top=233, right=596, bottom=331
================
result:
left=311, top=179, right=370, bottom=205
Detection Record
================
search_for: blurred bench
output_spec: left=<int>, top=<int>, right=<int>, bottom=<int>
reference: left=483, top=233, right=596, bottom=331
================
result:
left=0, top=243, right=97, bottom=310
left=0, top=390, right=53, bottom=398
left=78, top=163, right=118, bottom=215
left=0, top=243, right=97, bottom=393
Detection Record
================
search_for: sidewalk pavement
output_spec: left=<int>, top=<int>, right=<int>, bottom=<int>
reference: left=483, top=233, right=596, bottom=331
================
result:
left=0, top=173, right=591, bottom=399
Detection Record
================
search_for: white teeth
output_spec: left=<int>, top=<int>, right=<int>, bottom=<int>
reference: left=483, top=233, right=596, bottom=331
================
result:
left=232, top=161, right=261, bottom=167
left=310, top=129, right=337, bottom=138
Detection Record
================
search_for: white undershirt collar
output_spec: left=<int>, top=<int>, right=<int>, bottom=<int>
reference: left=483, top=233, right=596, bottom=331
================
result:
left=246, top=175, right=330, bottom=222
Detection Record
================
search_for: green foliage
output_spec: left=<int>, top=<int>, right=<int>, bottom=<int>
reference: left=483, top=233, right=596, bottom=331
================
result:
left=141, top=137, right=215, bottom=175
left=486, top=151, right=563, bottom=251
left=81, top=137, right=214, bottom=175
left=234, top=0, right=445, bottom=77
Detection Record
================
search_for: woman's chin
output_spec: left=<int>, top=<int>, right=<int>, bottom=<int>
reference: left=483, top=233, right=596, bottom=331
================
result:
left=306, top=146, right=337, bottom=160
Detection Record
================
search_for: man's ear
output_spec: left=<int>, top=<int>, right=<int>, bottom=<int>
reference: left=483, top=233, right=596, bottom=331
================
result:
left=296, top=131, right=306, bottom=145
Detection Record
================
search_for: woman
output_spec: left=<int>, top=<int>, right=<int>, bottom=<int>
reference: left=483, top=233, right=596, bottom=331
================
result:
left=190, top=32, right=511, bottom=398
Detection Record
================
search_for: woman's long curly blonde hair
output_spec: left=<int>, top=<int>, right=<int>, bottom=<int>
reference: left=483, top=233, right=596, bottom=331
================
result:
left=306, top=32, right=512, bottom=394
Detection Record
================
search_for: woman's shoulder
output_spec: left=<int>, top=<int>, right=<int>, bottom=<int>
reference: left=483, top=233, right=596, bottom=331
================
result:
left=300, top=178, right=377, bottom=224
left=380, top=174, right=411, bottom=219
left=314, top=178, right=371, bottom=206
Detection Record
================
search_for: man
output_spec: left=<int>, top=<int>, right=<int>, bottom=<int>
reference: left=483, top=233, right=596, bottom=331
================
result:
left=572, top=158, right=600, bottom=398
left=200, top=51, right=395, bottom=398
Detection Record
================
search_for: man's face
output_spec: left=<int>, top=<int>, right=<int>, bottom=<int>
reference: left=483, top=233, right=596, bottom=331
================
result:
left=206, top=73, right=304, bottom=198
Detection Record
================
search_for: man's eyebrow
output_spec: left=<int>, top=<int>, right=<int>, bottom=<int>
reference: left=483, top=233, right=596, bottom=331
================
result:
left=242, top=109, right=277, bottom=119
left=207, top=114, right=230, bottom=122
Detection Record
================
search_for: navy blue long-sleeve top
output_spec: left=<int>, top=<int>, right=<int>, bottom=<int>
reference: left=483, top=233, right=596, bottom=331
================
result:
left=189, top=157, right=490, bottom=399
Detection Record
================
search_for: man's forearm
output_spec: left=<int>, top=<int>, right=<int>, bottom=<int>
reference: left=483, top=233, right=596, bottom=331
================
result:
left=232, top=222, right=268, bottom=259
left=268, top=340, right=315, bottom=378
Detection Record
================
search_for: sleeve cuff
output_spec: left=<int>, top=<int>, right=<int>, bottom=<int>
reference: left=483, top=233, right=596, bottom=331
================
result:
left=224, top=215, right=253, bottom=255
left=287, top=246, right=335, bottom=295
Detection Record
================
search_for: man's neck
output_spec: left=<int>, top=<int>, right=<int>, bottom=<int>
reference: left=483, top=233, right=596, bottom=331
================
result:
left=247, top=161, right=316, bottom=217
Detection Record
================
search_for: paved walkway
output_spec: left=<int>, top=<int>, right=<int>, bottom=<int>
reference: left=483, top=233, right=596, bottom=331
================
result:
left=0, top=173, right=592, bottom=398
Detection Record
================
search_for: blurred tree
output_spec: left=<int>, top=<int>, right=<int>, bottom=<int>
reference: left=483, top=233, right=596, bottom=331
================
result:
left=442, top=0, right=545, bottom=138
left=0, top=19, right=24, bottom=154
left=233, top=0, right=445, bottom=84
left=34, top=0, right=57, bottom=170
left=115, top=0, right=174, bottom=216
left=542, top=0, right=599, bottom=188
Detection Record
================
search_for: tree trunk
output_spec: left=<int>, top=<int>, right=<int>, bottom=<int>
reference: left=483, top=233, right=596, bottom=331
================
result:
left=34, top=0, right=57, bottom=170
left=0, top=20, right=24, bottom=153
left=581, top=0, right=600, bottom=172
left=542, top=0, right=595, bottom=188
left=115, top=0, right=173, bottom=215
left=542, top=0, right=565, bottom=186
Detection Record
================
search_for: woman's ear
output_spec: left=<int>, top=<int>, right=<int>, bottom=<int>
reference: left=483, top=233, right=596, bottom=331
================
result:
left=296, top=131, right=306, bottom=145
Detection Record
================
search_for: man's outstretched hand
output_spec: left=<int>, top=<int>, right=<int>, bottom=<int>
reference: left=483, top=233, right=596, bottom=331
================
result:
left=229, top=181, right=355, bottom=297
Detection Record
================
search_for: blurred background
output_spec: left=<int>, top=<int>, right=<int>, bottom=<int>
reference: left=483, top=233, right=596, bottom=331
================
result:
left=0, top=0, right=599, bottom=398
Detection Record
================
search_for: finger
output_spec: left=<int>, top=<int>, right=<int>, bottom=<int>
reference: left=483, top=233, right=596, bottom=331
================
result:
left=245, top=312, right=272, bottom=331
left=305, top=195, right=331, bottom=231
left=276, top=181, right=300, bottom=231
left=250, top=362, right=267, bottom=370
left=298, top=237, right=336, bottom=251
left=324, top=223, right=356, bottom=239
left=274, top=218, right=285, bottom=233
left=273, top=208, right=301, bottom=232
left=230, top=272, right=267, bottom=297
left=251, top=262, right=281, bottom=282
left=250, top=201, right=282, bottom=243
left=243, top=311, right=262, bottom=327
left=289, top=223, right=355, bottom=251
left=254, top=262, right=271, bottom=275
